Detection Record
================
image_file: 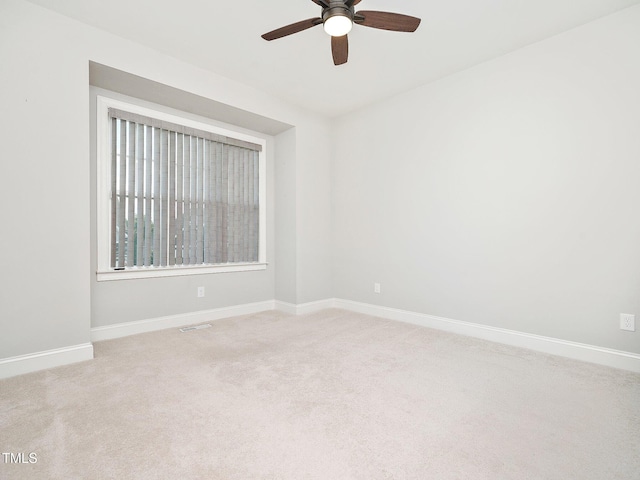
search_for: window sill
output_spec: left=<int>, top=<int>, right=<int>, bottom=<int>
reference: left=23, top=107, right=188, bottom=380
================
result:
left=96, top=263, right=268, bottom=281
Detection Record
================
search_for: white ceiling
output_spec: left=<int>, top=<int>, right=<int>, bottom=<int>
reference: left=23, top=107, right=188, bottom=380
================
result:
left=27, top=0, right=640, bottom=117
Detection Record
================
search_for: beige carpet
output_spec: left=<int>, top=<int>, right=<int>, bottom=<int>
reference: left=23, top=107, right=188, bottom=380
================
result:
left=1, top=309, right=639, bottom=479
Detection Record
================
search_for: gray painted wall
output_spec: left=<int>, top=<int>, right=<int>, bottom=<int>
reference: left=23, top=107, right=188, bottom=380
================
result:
left=0, top=0, right=333, bottom=360
left=2, top=0, right=638, bottom=365
left=274, top=128, right=298, bottom=304
left=0, top=0, right=92, bottom=358
left=295, top=122, right=333, bottom=304
left=331, top=5, right=640, bottom=354
left=88, top=86, right=278, bottom=328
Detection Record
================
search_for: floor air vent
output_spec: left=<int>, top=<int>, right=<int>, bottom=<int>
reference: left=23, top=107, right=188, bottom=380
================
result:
left=180, top=324, right=212, bottom=333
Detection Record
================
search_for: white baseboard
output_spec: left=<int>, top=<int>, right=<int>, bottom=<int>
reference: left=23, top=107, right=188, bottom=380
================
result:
left=333, top=299, right=640, bottom=373
left=274, top=298, right=336, bottom=315
left=0, top=343, right=94, bottom=380
left=9, top=298, right=636, bottom=380
left=91, top=300, right=276, bottom=342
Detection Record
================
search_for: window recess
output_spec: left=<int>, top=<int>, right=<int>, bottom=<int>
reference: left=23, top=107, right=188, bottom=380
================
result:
left=96, top=96, right=266, bottom=281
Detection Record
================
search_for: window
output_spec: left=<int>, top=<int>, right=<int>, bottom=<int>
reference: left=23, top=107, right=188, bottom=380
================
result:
left=96, top=96, right=266, bottom=281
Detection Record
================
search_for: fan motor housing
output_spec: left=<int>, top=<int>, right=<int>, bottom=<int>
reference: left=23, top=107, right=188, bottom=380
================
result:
left=322, top=5, right=355, bottom=23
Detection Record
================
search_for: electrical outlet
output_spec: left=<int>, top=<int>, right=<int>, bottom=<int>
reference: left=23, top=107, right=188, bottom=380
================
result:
left=197, top=286, right=205, bottom=298
left=374, top=283, right=381, bottom=294
left=620, top=313, right=635, bottom=332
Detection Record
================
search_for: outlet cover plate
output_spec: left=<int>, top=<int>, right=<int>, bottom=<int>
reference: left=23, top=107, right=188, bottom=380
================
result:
left=620, top=313, right=635, bottom=332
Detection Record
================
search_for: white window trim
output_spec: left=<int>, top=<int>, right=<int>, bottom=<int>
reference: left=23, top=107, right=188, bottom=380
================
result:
left=96, top=95, right=267, bottom=281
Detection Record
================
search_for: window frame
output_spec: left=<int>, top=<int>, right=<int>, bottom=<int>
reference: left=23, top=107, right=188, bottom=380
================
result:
left=96, top=95, right=267, bottom=281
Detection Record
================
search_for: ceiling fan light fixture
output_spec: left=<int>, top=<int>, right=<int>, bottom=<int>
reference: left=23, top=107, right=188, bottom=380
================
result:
left=323, top=10, right=353, bottom=37
left=261, top=0, right=422, bottom=65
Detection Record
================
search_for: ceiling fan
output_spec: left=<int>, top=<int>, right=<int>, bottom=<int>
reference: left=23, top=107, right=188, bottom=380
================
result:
left=261, top=0, right=421, bottom=66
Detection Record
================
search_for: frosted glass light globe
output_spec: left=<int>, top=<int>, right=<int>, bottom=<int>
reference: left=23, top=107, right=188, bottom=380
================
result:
left=324, top=15, right=353, bottom=37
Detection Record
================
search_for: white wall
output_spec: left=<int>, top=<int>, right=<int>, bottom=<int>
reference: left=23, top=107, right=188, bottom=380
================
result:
left=332, top=5, right=640, bottom=354
left=0, top=0, right=332, bottom=360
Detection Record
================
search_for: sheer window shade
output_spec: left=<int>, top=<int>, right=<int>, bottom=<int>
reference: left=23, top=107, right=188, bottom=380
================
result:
left=109, top=108, right=261, bottom=270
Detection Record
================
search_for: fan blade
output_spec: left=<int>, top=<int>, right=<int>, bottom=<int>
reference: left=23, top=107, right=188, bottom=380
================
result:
left=346, top=0, right=362, bottom=6
left=331, top=35, right=348, bottom=65
left=262, top=18, right=323, bottom=41
left=355, top=11, right=421, bottom=32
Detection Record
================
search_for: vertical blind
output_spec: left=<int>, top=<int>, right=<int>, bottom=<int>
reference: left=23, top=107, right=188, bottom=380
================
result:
left=109, top=108, right=261, bottom=270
